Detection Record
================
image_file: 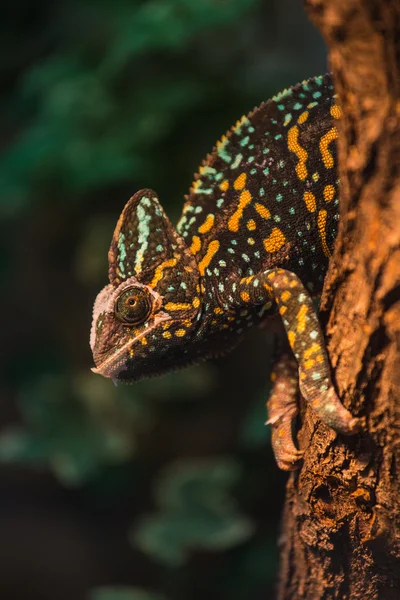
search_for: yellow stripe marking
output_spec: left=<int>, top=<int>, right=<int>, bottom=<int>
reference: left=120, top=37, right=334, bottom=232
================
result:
left=228, top=190, right=252, bottom=232
left=165, top=302, right=192, bottom=311
left=192, top=297, right=200, bottom=308
left=190, top=235, right=201, bottom=255
left=198, top=240, right=220, bottom=276
left=255, top=203, right=271, bottom=220
left=263, top=228, right=286, bottom=253
left=198, top=214, right=215, bottom=234
left=247, top=219, right=256, bottom=231
left=288, top=125, right=308, bottom=180
left=175, top=329, right=186, bottom=337
left=318, top=209, right=331, bottom=257
left=303, top=191, right=316, bottom=213
left=297, top=305, right=308, bottom=333
left=323, top=185, right=335, bottom=203
left=150, top=258, right=177, bottom=288
left=163, top=331, right=172, bottom=339
left=234, top=173, right=247, bottom=190
left=320, top=127, right=338, bottom=168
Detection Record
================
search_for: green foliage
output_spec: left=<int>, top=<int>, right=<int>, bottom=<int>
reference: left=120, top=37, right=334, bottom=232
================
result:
left=0, top=373, right=138, bottom=485
left=132, top=458, right=254, bottom=565
left=0, top=0, right=259, bottom=217
left=89, top=587, right=168, bottom=600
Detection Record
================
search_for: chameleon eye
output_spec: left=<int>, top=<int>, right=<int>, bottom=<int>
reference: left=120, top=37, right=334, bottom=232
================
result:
left=115, top=287, right=153, bottom=325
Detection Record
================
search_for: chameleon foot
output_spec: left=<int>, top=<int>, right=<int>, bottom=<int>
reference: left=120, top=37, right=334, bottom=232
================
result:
left=300, top=382, right=361, bottom=435
left=267, top=355, right=303, bottom=471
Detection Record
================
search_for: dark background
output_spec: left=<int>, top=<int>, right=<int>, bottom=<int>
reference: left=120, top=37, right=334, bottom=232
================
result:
left=0, top=2, right=326, bottom=599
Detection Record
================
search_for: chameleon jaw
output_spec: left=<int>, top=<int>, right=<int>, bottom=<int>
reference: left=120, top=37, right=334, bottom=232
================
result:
left=91, top=311, right=171, bottom=379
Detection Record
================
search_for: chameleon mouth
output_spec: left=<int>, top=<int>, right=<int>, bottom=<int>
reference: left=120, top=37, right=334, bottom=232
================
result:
left=91, top=312, right=171, bottom=379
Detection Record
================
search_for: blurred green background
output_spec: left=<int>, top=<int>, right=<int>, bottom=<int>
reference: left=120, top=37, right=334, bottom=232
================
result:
left=0, top=1, right=326, bottom=598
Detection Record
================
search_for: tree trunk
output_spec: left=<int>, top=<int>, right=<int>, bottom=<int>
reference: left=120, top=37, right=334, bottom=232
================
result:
left=277, top=1, right=400, bottom=598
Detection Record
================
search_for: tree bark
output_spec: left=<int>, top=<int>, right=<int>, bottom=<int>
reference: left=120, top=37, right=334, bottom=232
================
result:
left=277, top=2, right=400, bottom=598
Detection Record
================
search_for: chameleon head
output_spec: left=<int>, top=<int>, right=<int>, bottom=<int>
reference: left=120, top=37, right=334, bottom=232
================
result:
left=90, top=189, right=202, bottom=383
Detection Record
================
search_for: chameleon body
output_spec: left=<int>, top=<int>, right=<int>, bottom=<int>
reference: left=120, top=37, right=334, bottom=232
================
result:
left=90, top=74, right=360, bottom=470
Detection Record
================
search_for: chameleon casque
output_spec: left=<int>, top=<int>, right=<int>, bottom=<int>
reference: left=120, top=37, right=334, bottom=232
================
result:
left=90, top=74, right=361, bottom=470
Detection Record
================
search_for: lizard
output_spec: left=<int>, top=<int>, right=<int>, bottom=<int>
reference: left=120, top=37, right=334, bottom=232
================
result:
left=90, top=73, right=361, bottom=471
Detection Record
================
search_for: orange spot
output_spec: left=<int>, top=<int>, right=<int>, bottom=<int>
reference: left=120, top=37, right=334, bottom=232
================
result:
left=214, top=307, right=223, bottom=315
left=234, top=173, right=247, bottom=190
left=240, top=291, right=250, bottom=302
left=297, top=305, right=308, bottom=333
left=288, top=125, right=308, bottom=180
left=304, top=358, right=315, bottom=370
left=192, top=297, right=200, bottom=308
left=318, top=209, right=331, bottom=257
left=150, top=258, right=177, bottom=288
left=303, top=191, right=316, bottom=213
left=163, top=331, right=172, bottom=339
left=304, top=343, right=321, bottom=359
left=288, top=331, right=296, bottom=349
left=228, top=190, right=252, bottom=231
left=320, top=127, right=338, bottom=168
left=323, top=185, right=335, bottom=203
left=247, top=219, right=256, bottom=231
left=255, top=203, right=271, bottom=220
left=198, top=214, right=215, bottom=234
left=220, top=180, right=229, bottom=191
left=330, top=105, right=342, bottom=119
left=190, top=236, right=201, bottom=255
left=165, top=302, right=192, bottom=311
left=280, top=291, right=291, bottom=302
left=264, top=228, right=286, bottom=253
left=175, top=329, right=186, bottom=337
left=297, top=111, right=309, bottom=124
left=279, top=306, right=287, bottom=315
left=198, top=240, right=220, bottom=276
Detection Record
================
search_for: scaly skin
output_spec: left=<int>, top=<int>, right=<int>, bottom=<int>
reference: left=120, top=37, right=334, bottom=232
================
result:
left=90, top=74, right=361, bottom=470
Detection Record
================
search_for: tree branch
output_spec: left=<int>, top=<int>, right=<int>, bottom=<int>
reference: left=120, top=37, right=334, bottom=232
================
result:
left=277, top=1, right=400, bottom=598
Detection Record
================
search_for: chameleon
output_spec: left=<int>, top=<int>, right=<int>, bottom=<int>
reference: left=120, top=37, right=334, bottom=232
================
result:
left=90, top=73, right=361, bottom=471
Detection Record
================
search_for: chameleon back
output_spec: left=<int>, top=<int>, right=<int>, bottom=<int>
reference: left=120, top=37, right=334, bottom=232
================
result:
left=176, top=74, right=341, bottom=296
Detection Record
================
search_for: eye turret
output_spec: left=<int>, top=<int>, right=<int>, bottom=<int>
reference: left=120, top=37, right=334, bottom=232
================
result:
left=115, top=287, right=153, bottom=325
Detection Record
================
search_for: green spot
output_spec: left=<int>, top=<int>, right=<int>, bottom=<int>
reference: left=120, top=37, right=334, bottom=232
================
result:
left=263, top=168, right=269, bottom=176
left=313, top=91, right=322, bottom=99
left=293, top=102, right=302, bottom=110
left=240, top=136, right=250, bottom=147
left=276, top=194, right=283, bottom=202
left=283, top=113, right=292, bottom=126
left=259, top=187, right=265, bottom=197
left=230, top=153, right=243, bottom=169
left=274, top=134, right=282, bottom=140
left=217, top=138, right=232, bottom=163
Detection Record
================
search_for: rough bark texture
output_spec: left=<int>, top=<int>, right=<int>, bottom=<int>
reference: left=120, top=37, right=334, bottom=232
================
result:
left=277, top=2, right=400, bottom=599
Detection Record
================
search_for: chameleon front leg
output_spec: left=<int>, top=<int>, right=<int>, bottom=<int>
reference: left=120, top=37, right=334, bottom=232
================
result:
left=232, top=267, right=361, bottom=446
left=267, top=352, right=303, bottom=470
